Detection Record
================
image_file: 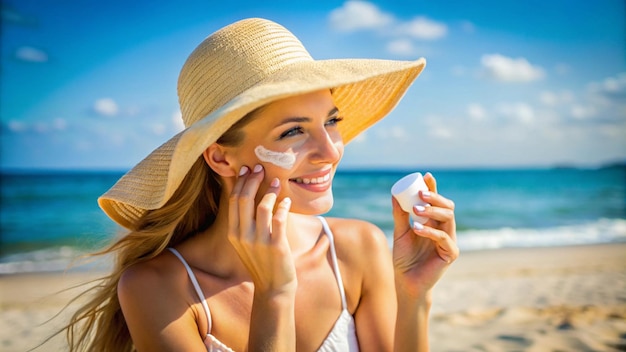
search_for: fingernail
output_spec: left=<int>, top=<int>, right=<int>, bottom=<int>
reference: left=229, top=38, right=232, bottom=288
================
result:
left=441, top=255, right=451, bottom=264
left=413, top=221, right=424, bottom=231
left=282, top=197, right=292, bottom=206
left=421, top=190, right=431, bottom=198
left=239, top=166, right=249, bottom=176
left=253, top=164, right=263, bottom=173
left=270, top=178, right=280, bottom=188
left=414, top=205, right=426, bottom=213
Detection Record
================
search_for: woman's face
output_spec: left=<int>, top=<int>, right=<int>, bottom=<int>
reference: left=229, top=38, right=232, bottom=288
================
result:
left=231, top=89, right=344, bottom=215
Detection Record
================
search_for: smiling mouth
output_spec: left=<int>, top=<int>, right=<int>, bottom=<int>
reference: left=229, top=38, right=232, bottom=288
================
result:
left=290, top=173, right=331, bottom=185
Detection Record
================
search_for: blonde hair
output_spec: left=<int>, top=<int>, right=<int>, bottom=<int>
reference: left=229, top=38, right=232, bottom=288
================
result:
left=60, top=111, right=256, bottom=351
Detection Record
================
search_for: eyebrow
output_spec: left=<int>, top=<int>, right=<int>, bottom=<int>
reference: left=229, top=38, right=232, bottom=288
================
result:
left=274, top=107, right=339, bottom=127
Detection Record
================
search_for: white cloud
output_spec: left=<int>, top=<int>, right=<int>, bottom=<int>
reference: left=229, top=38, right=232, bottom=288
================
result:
left=481, top=54, right=545, bottom=82
left=376, top=125, right=408, bottom=140
left=328, top=1, right=393, bottom=32
left=15, top=46, right=48, bottom=63
left=602, top=76, right=624, bottom=92
left=7, top=120, right=27, bottom=132
left=399, top=16, right=447, bottom=40
left=539, top=91, right=558, bottom=106
left=151, top=123, right=166, bottom=135
left=172, top=110, right=185, bottom=132
left=467, top=103, right=487, bottom=121
left=583, top=73, right=626, bottom=121
left=328, top=2, right=447, bottom=59
left=539, top=90, right=574, bottom=106
left=570, top=105, right=597, bottom=120
left=497, top=102, right=535, bottom=124
left=589, top=72, right=626, bottom=99
left=422, top=115, right=454, bottom=139
left=387, top=39, right=415, bottom=56
left=390, top=126, right=407, bottom=139
left=555, top=63, right=570, bottom=75
left=450, top=65, right=466, bottom=76
left=94, top=98, right=119, bottom=117
left=429, top=126, right=453, bottom=139
left=5, top=118, right=68, bottom=134
left=351, top=132, right=367, bottom=144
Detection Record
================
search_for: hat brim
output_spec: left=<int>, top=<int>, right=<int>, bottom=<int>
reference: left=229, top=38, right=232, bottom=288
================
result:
left=99, top=57, right=426, bottom=229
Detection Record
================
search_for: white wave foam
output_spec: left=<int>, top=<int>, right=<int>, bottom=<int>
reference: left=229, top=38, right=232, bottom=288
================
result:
left=2, top=219, right=625, bottom=274
left=457, top=218, right=626, bottom=251
left=0, top=246, right=110, bottom=274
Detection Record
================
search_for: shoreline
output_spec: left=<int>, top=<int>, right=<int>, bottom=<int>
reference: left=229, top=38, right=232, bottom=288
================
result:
left=2, top=243, right=625, bottom=351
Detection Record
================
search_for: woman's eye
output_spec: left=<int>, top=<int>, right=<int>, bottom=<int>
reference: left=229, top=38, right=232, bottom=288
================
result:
left=325, top=116, right=344, bottom=126
left=278, top=126, right=303, bottom=139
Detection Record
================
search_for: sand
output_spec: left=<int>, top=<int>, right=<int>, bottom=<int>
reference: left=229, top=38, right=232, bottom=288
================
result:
left=1, top=243, right=625, bottom=351
left=430, top=243, right=626, bottom=351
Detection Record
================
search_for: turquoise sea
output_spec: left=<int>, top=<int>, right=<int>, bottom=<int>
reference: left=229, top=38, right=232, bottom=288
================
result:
left=1, top=166, right=625, bottom=274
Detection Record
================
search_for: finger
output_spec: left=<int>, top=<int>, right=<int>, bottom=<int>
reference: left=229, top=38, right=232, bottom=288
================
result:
left=412, top=204, right=455, bottom=224
left=255, top=178, right=281, bottom=244
left=412, top=223, right=459, bottom=263
left=420, top=190, right=455, bottom=211
left=391, top=196, right=411, bottom=239
left=271, top=196, right=292, bottom=246
left=228, top=165, right=250, bottom=237
left=238, top=164, right=265, bottom=239
left=424, top=172, right=437, bottom=193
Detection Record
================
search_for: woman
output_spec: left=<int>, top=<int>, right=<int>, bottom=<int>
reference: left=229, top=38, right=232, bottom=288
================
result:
left=65, top=18, right=458, bottom=351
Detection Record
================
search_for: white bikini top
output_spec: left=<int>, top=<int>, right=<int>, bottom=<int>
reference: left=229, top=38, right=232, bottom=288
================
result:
left=168, top=216, right=359, bottom=351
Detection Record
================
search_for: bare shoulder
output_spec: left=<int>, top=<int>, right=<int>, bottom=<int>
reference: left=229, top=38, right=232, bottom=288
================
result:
left=117, top=250, right=193, bottom=322
left=117, top=250, right=206, bottom=349
left=323, top=217, right=390, bottom=262
left=327, top=218, right=390, bottom=269
left=322, top=217, right=393, bottom=313
left=118, top=250, right=182, bottom=297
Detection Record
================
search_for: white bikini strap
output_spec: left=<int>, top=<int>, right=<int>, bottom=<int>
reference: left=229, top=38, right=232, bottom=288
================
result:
left=167, top=248, right=213, bottom=333
left=317, top=216, right=349, bottom=310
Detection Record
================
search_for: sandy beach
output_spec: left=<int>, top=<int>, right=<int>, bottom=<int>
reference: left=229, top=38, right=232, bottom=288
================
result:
left=1, top=243, right=625, bottom=351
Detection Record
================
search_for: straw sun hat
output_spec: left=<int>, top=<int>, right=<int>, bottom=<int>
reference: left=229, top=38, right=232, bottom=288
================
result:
left=98, top=17, right=426, bottom=229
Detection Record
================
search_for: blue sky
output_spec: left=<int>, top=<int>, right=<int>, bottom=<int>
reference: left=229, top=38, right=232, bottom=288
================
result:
left=2, top=0, right=624, bottom=170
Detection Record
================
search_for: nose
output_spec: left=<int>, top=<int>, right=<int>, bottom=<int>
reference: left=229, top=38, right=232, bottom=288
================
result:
left=309, top=128, right=343, bottom=164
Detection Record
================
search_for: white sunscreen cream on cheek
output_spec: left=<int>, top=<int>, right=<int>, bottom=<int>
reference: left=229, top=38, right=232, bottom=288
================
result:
left=254, top=145, right=296, bottom=170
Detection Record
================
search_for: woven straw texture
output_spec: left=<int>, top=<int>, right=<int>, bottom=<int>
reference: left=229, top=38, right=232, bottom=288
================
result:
left=98, top=18, right=426, bottom=229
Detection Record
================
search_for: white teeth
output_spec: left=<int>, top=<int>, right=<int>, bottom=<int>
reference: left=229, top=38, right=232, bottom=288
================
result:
left=293, top=173, right=330, bottom=184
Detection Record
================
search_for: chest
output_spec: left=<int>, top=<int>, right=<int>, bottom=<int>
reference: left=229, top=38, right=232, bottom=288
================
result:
left=203, top=252, right=350, bottom=351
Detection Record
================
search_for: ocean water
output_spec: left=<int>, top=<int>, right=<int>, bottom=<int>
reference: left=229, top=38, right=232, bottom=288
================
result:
left=1, top=167, right=625, bottom=273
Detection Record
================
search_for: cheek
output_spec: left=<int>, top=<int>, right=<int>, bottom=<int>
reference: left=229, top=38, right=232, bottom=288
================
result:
left=336, top=140, right=345, bottom=157
left=333, top=134, right=345, bottom=161
left=254, top=145, right=296, bottom=170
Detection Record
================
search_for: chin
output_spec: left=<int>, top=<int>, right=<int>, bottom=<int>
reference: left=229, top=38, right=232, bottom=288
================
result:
left=291, top=193, right=334, bottom=215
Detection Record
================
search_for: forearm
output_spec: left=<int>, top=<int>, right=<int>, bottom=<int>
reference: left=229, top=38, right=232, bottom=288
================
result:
left=394, top=282, right=433, bottom=352
left=248, top=289, right=296, bottom=351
